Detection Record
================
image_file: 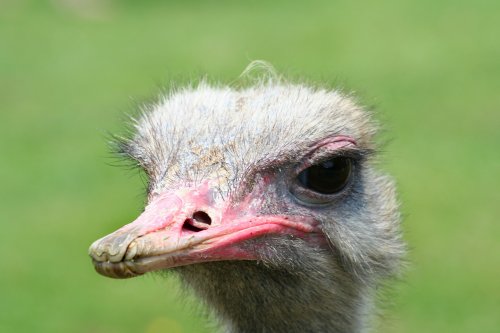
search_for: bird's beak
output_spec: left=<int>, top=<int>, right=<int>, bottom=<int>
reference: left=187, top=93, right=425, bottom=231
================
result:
left=89, top=186, right=320, bottom=279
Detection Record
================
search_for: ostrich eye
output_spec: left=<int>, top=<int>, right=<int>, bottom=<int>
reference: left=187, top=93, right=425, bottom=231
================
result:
left=297, top=157, right=352, bottom=194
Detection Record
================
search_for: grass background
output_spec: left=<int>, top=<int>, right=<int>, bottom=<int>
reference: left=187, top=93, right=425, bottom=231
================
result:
left=1, top=0, right=498, bottom=332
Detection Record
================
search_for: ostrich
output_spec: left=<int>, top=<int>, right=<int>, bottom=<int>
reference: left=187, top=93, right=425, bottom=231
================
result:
left=89, top=73, right=405, bottom=333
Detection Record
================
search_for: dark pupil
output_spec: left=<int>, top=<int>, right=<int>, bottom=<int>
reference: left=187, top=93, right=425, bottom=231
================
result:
left=298, top=157, right=352, bottom=194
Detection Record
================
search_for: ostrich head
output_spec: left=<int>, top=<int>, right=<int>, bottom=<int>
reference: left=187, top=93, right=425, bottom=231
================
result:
left=89, top=77, right=405, bottom=333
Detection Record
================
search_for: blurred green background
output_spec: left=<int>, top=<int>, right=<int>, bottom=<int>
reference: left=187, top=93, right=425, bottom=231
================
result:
left=1, top=0, right=498, bottom=332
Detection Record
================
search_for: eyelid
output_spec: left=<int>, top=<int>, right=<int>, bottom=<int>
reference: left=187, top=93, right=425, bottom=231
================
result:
left=297, top=140, right=357, bottom=174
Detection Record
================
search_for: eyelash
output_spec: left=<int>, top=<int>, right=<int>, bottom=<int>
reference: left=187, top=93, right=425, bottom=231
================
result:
left=296, top=149, right=365, bottom=174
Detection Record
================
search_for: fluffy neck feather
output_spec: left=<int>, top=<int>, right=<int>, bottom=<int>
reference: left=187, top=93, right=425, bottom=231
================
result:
left=175, top=239, right=372, bottom=333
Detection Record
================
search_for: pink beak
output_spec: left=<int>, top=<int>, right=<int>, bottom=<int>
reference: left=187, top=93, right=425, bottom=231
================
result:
left=89, top=185, right=321, bottom=279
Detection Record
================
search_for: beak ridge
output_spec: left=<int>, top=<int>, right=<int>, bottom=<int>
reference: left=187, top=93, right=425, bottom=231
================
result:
left=89, top=193, right=184, bottom=263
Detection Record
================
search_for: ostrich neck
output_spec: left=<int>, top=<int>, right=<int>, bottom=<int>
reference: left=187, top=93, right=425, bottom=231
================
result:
left=176, top=261, right=369, bottom=333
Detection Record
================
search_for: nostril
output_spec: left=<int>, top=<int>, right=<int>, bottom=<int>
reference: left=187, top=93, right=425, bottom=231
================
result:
left=182, top=211, right=212, bottom=233
left=193, top=211, right=212, bottom=225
